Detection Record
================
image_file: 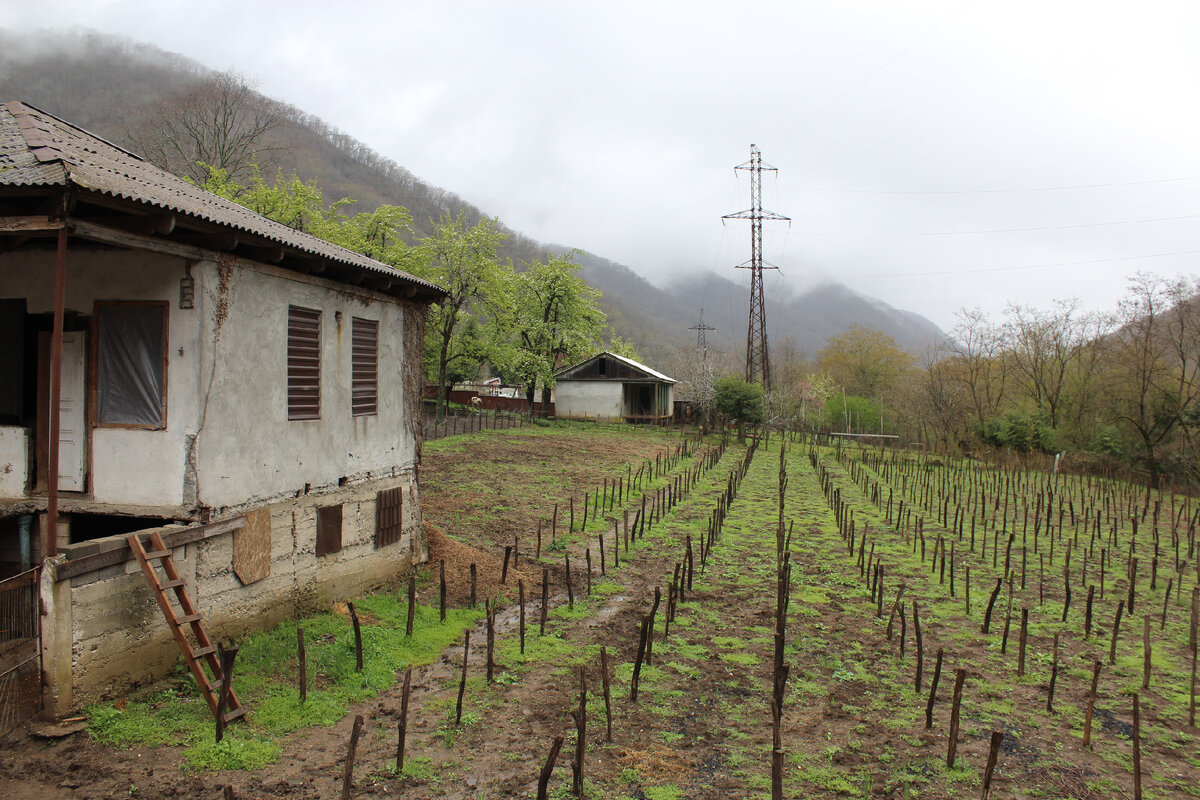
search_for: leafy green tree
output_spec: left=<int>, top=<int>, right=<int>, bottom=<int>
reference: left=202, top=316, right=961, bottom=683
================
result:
left=411, top=213, right=511, bottom=419
left=816, top=325, right=913, bottom=398
left=714, top=377, right=765, bottom=424
left=498, top=252, right=606, bottom=415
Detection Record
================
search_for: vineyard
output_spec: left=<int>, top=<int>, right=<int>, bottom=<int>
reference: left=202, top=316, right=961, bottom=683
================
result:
left=3, top=423, right=1197, bottom=799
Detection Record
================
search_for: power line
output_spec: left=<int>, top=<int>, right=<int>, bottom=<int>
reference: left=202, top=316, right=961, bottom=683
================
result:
left=780, top=174, right=1200, bottom=196
left=775, top=211, right=1200, bottom=237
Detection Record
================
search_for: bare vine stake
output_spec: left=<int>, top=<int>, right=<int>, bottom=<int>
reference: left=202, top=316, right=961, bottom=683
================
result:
left=340, top=714, right=364, bottom=800
left=347, top=602, right=364, bottom=673
left=518, top=580, right=526, bottom=654
left=296, top=627, right=307, bottom=703
left=600, top=646, right=613, bottom=743
left=1133, top=693, right=1143, bottom=800
left=565, top=554, right=574, bottom=610
left=1143, top=615, right=1152, bottom=690
left=598, top=534, right=605, bottom=576
left=913, top=602, right=924, bottom=691
left=630, top=615, right=650, bottom=702
left=215, top=644, right=238, bottom=743
left=1190, top=586, right=1198, bottom=727
left=1161, top=578, right=1173, bottom=630
left=1001, top=576, right=1014, bottom=653
left=585, top=549, right=593, bottom=596
left=455, top=631, right=470, bottom=724
left=982, top=578, right=1003, bottom=634
left=397, top=667, right=412, bottom=771
left=946, top=668, right=966, bottom=768
left=571, top=666, right=587, bottom=797
left=925, top=648, right=943, bottom=729
left=540, top=567, right=549, bottom=636
left=536, top=519, right=542, bottom=560
left=439, top=559, right=447, bottom=622
left=886, top=583, right=907, bottom=640
left=501, top=546, right=512, bottom=585
left=1085, top=585, right=1095, bottom=639
left=1083, top=660, right=1101, bottom=749
left=1110, top=599, right=1126, bottom=665
left=1047, top=633, right=1060, bottom=712
left=981, top=730, right=1004, bottom=800
left=536, top=737, right=565, bottom=800
left=469, top=563, right=477, bottom=608
left=406, top=577, right=416, bottom=636
left=485, top=600, right=496, bottom=683
left=1017, top=608, right=1029, bottom=677
left=645, top=587, right=662, bottom=666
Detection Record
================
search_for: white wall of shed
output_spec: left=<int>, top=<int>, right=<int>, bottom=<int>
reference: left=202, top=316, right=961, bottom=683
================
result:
left=555, top=381, right=623, bottom=421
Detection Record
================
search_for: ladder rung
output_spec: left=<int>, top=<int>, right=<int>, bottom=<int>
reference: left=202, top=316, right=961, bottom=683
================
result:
left=175, top=613, right=202, bottom=624
left=142, top=549, right=172, bottom=560
left=189, top=645, right=217, bottom=660
left=209, top=678, right=223, bottom=692
left=159, top=578, right=186, bottom=590
left=223, top=706, right=248, bottom=724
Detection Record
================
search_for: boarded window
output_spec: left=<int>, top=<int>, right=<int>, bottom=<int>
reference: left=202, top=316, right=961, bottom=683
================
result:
left=95, top=302, right=168, bottom=428
left=351, top=317, right=378, bottom=416
left=316, top=504, right=342, bottom=556
left=288, top=306, right=320, bottom=420
left=375, top=486, right=403, bottom=548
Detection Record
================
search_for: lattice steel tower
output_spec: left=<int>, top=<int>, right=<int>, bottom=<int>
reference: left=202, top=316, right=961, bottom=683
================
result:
left=723, top=144, right=789, bottom=390
left=690, top=308, right=715, bottom=352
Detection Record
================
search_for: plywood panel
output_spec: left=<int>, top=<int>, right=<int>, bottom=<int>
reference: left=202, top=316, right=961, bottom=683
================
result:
left=232, top=508, right=271, bottom=585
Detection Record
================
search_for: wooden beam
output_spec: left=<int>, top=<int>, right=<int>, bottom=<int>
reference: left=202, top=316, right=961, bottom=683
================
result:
left=68, top=219, right=208, bottom=260
left=0, top=215, right=64, bottom=233
left=55, top=516, right=247, bottom=580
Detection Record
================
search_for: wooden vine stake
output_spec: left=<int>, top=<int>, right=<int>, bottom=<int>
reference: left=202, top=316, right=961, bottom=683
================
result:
left=981, top=730, right=1004, bottom=800
left=296, top=627, right=307, bottom=703
left=1133, top=693, right=1143, bottom=800
left=396, top=667, right=412, bottom=772
left=571, top=667, right=587, bottom=798
left=1083, top=660, right=1101, bottom=749
left=518, top=579, right=526, bottom=654
left=536, top=736, right=565, bottom=800
left=1190, top=586, right=1198, bottom=727
left=1046, top=633, right=1059, bottom=712
left=600, top=646, right=613, bottom=743
left=455, top=631, right=470, bottom=725
left=946, top=668, right=966, bottom=768
left=405, top=576, right=416, bottom=636
left=925, top=648, right=943, bottom=729
left=347, top=602, right=363, bottom=673
left=341, top=714, right=364, bottom=800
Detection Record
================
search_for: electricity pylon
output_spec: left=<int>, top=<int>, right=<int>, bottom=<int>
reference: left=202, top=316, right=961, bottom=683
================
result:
left=722, top=144, right=789, bottom=390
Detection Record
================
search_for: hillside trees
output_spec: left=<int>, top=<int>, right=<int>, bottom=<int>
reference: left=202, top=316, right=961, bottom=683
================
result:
left=131, top=71, right=281, bottom=184
left=817, top=325, right=913, bottom=398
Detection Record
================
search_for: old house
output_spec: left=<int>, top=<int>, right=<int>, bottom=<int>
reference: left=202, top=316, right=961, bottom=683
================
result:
left=553, top=352, right=675, bottom=423
left=0, top=101, right=443, bottom=722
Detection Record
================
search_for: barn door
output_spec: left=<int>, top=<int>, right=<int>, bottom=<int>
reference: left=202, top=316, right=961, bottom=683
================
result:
left=36, top=330, right=87, bottom=492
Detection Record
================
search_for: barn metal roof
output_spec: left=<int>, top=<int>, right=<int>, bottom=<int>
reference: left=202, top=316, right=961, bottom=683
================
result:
left=0, top=100, right=443, bottom=298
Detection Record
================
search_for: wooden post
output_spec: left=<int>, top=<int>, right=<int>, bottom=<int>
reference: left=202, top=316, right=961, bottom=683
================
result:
left=571, top=667, right=587, bottom=797
left=981, top=730, right=1004, bottom=800
left=1143, top=615, right=1152, bottom=690
left=537, top=737, right=565, bottom=800
left=341, top=714, right=364, bottom=800
left=297, top=627, right=307, bottom=703
left=215, top=644, right=238, bottom=742
left=600, top=646, right=613, bottom=743
left=913, top=601, right=924, bottom=691
left=1133, top=693, right=1143, bottom=800
left=439, top=559, right=447, bottom=622
left=406, top=576, right=416, bottom=636
left=501, top=546, right=512, bottom=585
left=925, top=648, right=943, bottom=729
left=518, top=579, right=526, bottom=654
left=1047, top=633, right=1059, bottom=712
left=982, top=578, right=1003, bottom=634
left=455, top=631, right=470, bottom=725
left=1110, top=599, right=1126, bottom=665
left=470, top=563, right=477, bottom=608
left=540, top=567, right=549, bottom=636
left=347, top=602, right=363, bottom=673
left=485, top=599, right=495, bottom=683
left=1017, top=608, right=1028, bottom=677
left=397, top=668, right=412, bottom=771
left=946, top=668, right=966, bottom=768
left=1083, top=660, right=1100, bottom=749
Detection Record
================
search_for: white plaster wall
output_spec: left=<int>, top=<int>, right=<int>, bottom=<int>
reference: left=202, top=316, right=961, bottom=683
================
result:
left=555, top=381, right=624, bottom=421
left=192, top=260, right=417, bottom=510
left=0, top=425, right=29, bottom=497
left=0, top=246, right=203, bottom=507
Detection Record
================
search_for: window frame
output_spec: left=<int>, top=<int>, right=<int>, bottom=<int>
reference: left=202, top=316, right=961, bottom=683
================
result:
left=287, top=305, right=321, bottom=421
left=91, top=300, right=169, bottom=431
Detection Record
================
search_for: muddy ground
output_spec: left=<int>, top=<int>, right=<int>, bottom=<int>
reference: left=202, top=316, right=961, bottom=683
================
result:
left=1, top=423, right=1196, bottom=799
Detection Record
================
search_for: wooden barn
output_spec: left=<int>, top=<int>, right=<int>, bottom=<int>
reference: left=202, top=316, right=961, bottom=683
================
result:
left=553, top=352, right=675, bottom=423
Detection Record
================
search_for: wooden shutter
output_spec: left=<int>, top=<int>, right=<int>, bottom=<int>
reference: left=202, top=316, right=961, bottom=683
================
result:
left=316, top=504, right=342, bottom=556
left=375, top=487, right=403, bottom=548
left=288, top=306, right=320, bottom=420
left=351, top=317, right=378, bottom=416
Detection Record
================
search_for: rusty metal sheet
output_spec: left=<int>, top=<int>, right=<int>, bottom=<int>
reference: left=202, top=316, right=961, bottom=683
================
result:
left=232, top=508, right=271, bottom=585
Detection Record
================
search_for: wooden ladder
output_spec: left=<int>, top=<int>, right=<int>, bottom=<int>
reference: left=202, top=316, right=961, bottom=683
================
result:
left=127, top=530, right=246, bottom=725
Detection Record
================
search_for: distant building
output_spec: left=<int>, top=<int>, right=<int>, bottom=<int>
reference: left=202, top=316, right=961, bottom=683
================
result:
left=553, top=352, right=675, bottom=423
left=0, top=101, right=443, bottom=719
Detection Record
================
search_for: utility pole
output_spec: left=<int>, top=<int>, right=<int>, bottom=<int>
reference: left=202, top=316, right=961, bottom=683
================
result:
left=689, top=308, right=715, bottom=354
left=723, top=144, right=789, bottom=390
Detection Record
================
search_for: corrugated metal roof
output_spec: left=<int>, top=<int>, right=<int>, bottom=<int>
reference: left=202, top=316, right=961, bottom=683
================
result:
left=0, top=101, right=443, bottom=297
left=555, top=351, right=676, bottom=384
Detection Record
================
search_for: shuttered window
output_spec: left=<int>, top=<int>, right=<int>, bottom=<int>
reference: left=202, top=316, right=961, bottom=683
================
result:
left=287, top=306, right=320, bottom=420
left=316, top=504, right=342, bottom=556
left=375, top=487, right=403, bottom=548
left=351, top=317, right=378, bottom=416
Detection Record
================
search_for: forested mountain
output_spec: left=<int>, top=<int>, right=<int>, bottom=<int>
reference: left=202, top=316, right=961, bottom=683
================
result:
left=0, top=28, right=943, bottom=365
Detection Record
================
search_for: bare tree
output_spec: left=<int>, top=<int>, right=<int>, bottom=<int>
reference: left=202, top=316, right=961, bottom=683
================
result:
left=130, top=71, right=281, bottom=184
left=949, top=308, right=1009, bottom=429
left=1004, top=299, right=1095, bottom=429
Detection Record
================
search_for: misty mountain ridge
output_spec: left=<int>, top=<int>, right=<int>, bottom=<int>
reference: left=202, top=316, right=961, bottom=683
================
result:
left=0, top=28, right=945, bottom=369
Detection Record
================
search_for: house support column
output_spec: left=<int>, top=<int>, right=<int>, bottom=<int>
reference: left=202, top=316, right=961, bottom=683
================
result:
left=46, top=223, right=67, bottom=558
left=39, top=559, right=72, bottom=718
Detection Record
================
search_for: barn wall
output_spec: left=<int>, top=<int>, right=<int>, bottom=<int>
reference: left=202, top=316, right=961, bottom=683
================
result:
left=555, top=381, right=624, bottom=421
left=44, top=469, right=425, bottom=711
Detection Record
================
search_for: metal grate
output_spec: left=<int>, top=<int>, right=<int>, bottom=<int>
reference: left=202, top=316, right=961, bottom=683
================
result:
left=375, top=487, right=403, bottom=548
left=351, top=317, right=378, bottom=416
left=287, top=306, right=321, bottom=420
left=0, top=567, right=41, bottom=738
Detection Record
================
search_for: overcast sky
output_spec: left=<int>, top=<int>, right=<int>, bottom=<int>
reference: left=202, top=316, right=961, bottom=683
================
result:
left=5, top=0, right=1200, bottom=331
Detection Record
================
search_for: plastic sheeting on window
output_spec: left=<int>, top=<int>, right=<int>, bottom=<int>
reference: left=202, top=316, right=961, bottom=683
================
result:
left=97, top=304, right=166, bottom=427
